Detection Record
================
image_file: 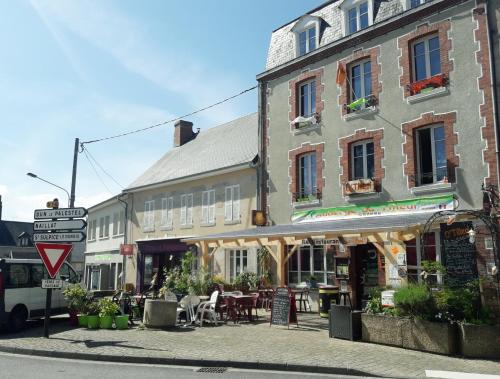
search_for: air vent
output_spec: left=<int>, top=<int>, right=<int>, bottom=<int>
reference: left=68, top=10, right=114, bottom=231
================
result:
left=196, top=367, right=228, bottom=373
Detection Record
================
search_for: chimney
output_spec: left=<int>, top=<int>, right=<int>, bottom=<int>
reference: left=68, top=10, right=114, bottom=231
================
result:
left=174, top=120, right=196, bottom=147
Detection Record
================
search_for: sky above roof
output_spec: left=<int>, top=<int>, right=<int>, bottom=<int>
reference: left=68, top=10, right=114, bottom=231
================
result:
left=0, top=0, right=323, bottom=221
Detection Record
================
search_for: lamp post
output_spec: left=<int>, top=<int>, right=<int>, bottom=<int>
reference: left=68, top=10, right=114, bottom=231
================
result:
left=26, top=172, right=70, bottom=207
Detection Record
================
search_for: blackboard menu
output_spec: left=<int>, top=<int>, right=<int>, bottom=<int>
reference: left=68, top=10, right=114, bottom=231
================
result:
left=440, top=222, right=478, bottom=287
left=270, top=287, right=291, bottom=326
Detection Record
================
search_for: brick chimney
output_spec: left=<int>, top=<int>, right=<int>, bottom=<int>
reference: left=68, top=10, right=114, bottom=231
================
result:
left=174, top=120, right=197, bottom=147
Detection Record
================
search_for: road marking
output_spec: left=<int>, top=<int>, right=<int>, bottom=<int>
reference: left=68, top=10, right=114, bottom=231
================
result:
left=426, top=370, right=500, bottom=379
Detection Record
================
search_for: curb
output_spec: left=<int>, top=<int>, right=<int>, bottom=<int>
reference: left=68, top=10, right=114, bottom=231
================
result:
left=0, top=345, right=379, bottom=377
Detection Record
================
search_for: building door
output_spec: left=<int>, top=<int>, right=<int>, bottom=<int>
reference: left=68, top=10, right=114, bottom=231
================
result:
left=353, top=244, right=380, bottom=310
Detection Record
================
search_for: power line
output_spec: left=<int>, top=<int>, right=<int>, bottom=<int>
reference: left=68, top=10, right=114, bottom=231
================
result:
left=82, top=145, right=123, bottom=189
left=82, top=148, right=113, bottom=194
left=81, top=85, right=258, bottom=146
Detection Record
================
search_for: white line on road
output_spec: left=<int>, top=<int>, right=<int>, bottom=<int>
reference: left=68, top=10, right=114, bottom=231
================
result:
left=426, top=370, right=500, bottom=379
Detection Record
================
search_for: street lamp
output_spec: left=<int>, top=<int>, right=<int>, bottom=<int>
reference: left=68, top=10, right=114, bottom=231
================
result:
left=26, top=172, right=70, bottom=207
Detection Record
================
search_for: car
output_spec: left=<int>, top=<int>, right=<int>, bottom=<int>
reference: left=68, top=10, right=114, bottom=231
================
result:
left=0, top=258, right=80, bottom=331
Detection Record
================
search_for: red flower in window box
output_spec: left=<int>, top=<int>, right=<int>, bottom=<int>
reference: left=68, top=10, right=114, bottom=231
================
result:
left=408, top=74, right=447, bottom=96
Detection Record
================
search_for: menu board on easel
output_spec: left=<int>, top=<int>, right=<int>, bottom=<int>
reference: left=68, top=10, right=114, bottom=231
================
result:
left=270, top=287, right=297, bottom=328
left=440, top=221, right=478, bottom=287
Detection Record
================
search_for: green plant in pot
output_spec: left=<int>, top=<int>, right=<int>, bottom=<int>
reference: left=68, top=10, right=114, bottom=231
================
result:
left=98, top=298, right=119, bottom=329
left=62, top=283, right=88, bottom=327
left=306, top=275, right=318, bottom=289
left=86, top=301, right=100, bottom=329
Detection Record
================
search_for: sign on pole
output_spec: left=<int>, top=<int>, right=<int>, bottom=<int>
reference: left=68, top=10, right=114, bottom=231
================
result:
left=42, top=279, right=63, bottom=289
left=34, top=219, right=87, bottom=231
left=33, top=232, right=86, bottom=243
left=35, top=242, right=73, bottom=278
left=34, top=207, right=87, bottom=220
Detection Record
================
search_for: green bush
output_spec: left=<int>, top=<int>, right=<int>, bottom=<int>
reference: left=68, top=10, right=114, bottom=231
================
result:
left=364, top=287, right=383, bottom=314
left=62, top=283, right=88, bottom=313
left=234, top=272, right=259, bottom=289
left=86, top=301, right=100, bottom=316
left=98, top=298, right=119, bottom=317
left=188, top=268, right=214, bottom=296
left=394, top=284, right=434, bottom=319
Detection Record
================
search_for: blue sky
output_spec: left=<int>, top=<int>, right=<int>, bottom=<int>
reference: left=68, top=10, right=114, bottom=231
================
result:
left=0, top=0, right=323, bottom=221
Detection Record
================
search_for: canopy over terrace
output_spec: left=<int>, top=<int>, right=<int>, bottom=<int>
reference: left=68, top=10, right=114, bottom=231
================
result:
left=183, top=212, right=434, bottom=286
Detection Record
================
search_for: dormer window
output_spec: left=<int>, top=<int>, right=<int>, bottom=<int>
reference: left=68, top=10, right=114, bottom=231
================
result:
left=299, top=27, right=316, bottom=56
left=340, top=0, right=373, bottom=36
left=291, top=15, right=321, bottom=58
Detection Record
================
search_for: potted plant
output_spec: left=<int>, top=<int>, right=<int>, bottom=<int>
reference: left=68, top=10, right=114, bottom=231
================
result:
left=114, top=313, right=129, bottom=330
left=86, top=301, right=100, bottom=329
left=306, top=275, right=318, bottom=288
left=98, top=298, right=119, bottom=329
left=62, top=284, right=88, bottom=327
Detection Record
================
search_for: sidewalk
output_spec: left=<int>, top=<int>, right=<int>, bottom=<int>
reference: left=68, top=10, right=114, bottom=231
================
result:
left=0, top=312, right=499, bottom=378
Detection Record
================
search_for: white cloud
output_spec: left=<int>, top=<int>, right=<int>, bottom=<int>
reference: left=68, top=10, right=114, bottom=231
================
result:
left=0, top=184, right=7, bottom=196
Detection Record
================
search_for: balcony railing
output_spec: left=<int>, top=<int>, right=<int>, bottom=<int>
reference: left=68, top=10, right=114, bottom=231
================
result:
left=292, top=189, right=322, bottom=203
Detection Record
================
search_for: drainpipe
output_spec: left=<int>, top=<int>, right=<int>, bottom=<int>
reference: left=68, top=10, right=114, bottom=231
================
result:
left=117, top=193, right=128, bottom=291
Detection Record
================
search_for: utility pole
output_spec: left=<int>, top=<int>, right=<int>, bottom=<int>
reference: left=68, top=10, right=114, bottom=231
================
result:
left=70, top=138, right=79, bottom=208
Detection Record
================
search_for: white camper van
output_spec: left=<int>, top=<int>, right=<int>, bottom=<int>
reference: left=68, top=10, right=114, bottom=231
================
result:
left=0, top=258, right=80, bottom=331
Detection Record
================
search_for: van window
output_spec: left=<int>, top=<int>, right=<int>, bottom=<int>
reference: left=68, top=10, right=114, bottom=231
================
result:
left=31, top=264, right=49, bottom=287
left=59, top=263, right=79, bottom=284
left=5, top=264, right=30, bottom=288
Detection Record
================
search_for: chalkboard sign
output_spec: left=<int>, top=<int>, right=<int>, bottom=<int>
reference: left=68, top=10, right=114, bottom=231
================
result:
left=440, top=222, right=478, bottom=287
left=270, top=287, right=297, bottom=327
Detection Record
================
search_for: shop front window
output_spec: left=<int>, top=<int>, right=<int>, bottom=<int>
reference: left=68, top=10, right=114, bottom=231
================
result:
left=287, top=245, right=335, bottom=285
left=143, top=255, right=153, bottom=287
left=229, top=249, right=248, bottom=282
left=406, top=232, right=440, bottom=284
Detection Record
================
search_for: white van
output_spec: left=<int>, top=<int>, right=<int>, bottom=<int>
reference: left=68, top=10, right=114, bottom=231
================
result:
left=0, top=258, right=80, bottom=331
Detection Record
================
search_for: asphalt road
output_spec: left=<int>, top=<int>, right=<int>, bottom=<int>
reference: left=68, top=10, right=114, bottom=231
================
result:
left=0, top=352, right=373, bottom=379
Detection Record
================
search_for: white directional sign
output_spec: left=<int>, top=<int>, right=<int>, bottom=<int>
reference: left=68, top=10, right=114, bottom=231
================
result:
left=34, top=219, right=87, bottom=231
left=34, top=207, right=87, bottom=220
left=34, top=232, right=86, bottom=243
left=42, top=279, right=63, bottom=289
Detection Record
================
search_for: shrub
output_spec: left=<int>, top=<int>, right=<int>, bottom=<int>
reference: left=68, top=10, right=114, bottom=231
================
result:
left=62, top=284, right=88, bottom=313
left=86, top=301, right=100, bottom=316
left=98, top=298, right=119, bottom=317
left=394, top=284, right=434, bottom=319
left=364, top=287, right=383, bottom=314
left=234, top=272, right=259, bottom=289
left=188, top=268, right=213, bottom=296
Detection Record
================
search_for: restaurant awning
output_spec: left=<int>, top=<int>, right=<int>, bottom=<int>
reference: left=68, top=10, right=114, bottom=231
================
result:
left=182, top=212, right=433, bottom=245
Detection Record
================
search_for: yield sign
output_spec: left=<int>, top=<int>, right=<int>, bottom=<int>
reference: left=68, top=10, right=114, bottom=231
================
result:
left=35, top=242, right=73, bottom=278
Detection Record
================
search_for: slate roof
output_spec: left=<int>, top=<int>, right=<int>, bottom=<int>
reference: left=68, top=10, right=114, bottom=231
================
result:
left=265, top=0, right=404, bottom=70
left=183, top=212, right=431, bottom=242
left=126, top=113, right=258, bottom=190
left=0, top=221, right=34, bottom=247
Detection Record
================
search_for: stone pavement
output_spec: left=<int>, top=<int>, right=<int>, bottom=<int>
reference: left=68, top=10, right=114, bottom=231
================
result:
left=0, top=312, right=499, bottom=378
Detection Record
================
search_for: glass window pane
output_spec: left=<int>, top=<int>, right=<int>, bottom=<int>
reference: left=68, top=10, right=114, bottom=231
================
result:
left=299, top=31, right=307, bottom=56
left=414, top=53, right=427, bottom=81
left=429, top=49, right=441, bottom=76
left=353, top=144, right=364, bottom=158
left=367, top=153, right=375, bottom=179
left=433, top=126, right=445, bottom=141
left=300, top=83, right=309, bottom=116
left=310, top=153, right=317, bottom=192
left=428, top=36, right=440, bottom=52
left=366, top=142, right=374, bottom=155
left=354, top=156, right=364, bottom=179
left=363, top=61, right=372, bottom=96
left=290, top=249, right=298, bottom=271
left=352, top=73, right=362, bottom=100
left=308, top=27, right=316, bottom=51
left=300, top=247, right=311, bottom=272
left=348, top=8, right=357, bottom=33
left=313, top=247, right=323, bottom=271
left=359, top=3, right=369, bottom=29
left=310, top=81, right=316, bottom=114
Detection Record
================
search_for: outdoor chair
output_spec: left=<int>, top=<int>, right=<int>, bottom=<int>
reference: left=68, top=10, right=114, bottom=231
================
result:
left=296, top=287, right=312, bottom=312
left=196, top=290, right=219, bottom=327
left=177, top=295, right=200, bottom=325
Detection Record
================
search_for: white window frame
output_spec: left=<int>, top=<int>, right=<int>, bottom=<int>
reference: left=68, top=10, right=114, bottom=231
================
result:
left=104, top=215, right=110, bottom=238
left=180, top=194, right=193, bottom=226
left=298, top=152, right=317, bottom=197
left=228, top=249, right=248, bottom=282
left=351, top=140, right=374, bottom=180
left=415, top=124, right=446, bottom=186
left=87, top=219, right=96, bottom=241
left=349, top=58, right=372, bottom=103
left=299, top=80, right=316, bottom=117
left=411, top=34, right=441, bottom=82
left=112, top=212, right=119, bottom=236
left=143, top=200, right=155, bottom=232
left=118, top=209, right=125, bottom=235
left=225, top=185, right=240, bottom=223
left=287, top=245, right=334, bottom=284
left=161, top=197, right=174, bottom=229
left=291, top=15, right=320, bottom=58
left=201, top=190, right=216, bottom=225
left=403, top=0, right=430, bottom=10
left=98, top=217, right=104, bottom=239
left=341, top=0, right=373, bottom=36
left=407, top=231, right=442, bottom=284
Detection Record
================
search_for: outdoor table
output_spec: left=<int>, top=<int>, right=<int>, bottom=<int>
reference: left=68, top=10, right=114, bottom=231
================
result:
left=198, top=295, right=210, bottom=301
left=231, top=295, right=256, bottom=322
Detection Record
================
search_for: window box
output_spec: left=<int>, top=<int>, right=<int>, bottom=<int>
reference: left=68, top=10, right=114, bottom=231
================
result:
left=411, top=181, right=455, bottom=196
left=343, top=95, right=377, bottom=114
left=407, top=86, right=449, bottom=104
left=292, top=113, right=321, bottom=134
left=407, top=74, right=447, bottom=96
left=292, top=190, right=322, bottom=208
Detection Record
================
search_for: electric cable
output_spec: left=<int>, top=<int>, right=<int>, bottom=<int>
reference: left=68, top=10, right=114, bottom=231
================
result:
left=82, top=147, right=113, bottom=193
left=82, top=145, right=123, bottom=189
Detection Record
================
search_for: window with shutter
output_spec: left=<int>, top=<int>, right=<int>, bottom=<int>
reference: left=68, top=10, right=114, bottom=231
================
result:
left=99, top=217, right=104, bottom=238
left=225, top=187, right=232, bottom=221
left=202, top=191, right=209, bottom=224
left=119, top=210, right=125, bottom=235
left=180, top=195, right=187, bottom=225
left=112, top=213, right=119, bottom=236
left=187, top=194, right=193, bottom=224
left=143, top=200, right=155, bottom=231
left=166, top=197, right=173, bottom=227
left=209, top=190, right=215, bottom=224
left=233, top=185, right=240, bottom=221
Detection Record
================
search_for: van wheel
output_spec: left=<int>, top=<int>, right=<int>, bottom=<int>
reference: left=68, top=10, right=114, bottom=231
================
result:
left=8, top=306, right=27, bottom=332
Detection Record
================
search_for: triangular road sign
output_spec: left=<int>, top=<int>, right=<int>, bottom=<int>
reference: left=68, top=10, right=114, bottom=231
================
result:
left=35, top=242, right=73, bottom=278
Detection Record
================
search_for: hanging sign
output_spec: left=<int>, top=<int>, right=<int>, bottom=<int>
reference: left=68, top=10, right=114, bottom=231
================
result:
left=34, top=219, right=87, bottom=231
left=34, top=207, right=87, bottom=220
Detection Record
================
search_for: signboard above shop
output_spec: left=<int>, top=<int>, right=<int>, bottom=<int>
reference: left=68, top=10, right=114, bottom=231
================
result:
left=34, top=207, right=87, bottom=220
left=292, top=195, right=455, bottom=223
left=344, top=179, right=375, bottom=195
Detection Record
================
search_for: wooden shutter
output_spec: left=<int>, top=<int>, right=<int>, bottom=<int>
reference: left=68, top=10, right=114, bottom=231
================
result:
left=180, top=195, right=186, bottom=225
left=202, top=191, right=208, bottom=224
left=209, top=190, right=215, bottom=223
left=225, top=187, right=232, bottom=221
left=167, top=197, right=173, bottom=226
left=161, top=198, right=167, bottom=226
left=233, top=185, right=240, bottom=221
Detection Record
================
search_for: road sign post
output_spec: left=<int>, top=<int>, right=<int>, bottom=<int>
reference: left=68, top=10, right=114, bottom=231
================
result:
left=35, top=242, right=73, bottom=338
